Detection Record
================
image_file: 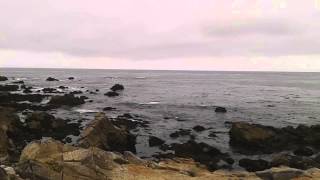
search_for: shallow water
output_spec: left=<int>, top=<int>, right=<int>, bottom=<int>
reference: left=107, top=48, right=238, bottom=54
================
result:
left=1, top=68, right=320, bottom=159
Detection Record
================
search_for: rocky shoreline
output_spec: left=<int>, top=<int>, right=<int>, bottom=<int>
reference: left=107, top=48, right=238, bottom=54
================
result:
left=1, top=75, right=320, bottom=179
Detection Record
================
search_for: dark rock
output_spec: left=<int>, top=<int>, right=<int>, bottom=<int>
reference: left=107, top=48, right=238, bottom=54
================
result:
left=49, top=94, right=85, bottom=106
left=58, top=86, right=68, bottom=89
left=79, top=113, right=136, bottom=153
left=12, top=80, right=24, bottom=84
left=110, top=84, right=124, bottom=91
left=149, top=136, right=165, bottom=147
left=70, top=90, right=83, bottom=95
left=0, top=76, right=8, bottom=81
left=170, top=129, right=191, bottom=138
left=239, top=159, right=270, bottom=172
left=215, top=107, right=227, bottom=113
left=105, top=91, right=119, bottom=97
left=46, top=77, right=59, bottom=81
left=271, top=153, right=319, bottom=170
left=294, top=147, right=314, bottom=156
left=0, top=85, right=19, bottom=91
left=171, top=140, right=230, bottom=171
left=113, top=115, right=149, bottom=130
left=68, top=77, right=74, bottom=80
left=103, top=107, right=116, bottom=111
left=193, top=125, right=206, bottom=132
left=42, top=87, right=59, bottom=93
left=25, top=112, right=80, bottom=140
left=0, top=92, right=46, bottom=103
left=208, top=131, right=217, bottom=138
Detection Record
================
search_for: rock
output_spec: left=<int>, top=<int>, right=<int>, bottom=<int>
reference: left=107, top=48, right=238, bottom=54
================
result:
left=25, top=111, right=80, bottom=140
left=171, top=140, right=231, bottom=171
left=78, top=113, right=136, bottom=153
left=170, top=129, right=191, bottom=138
left=68, top=77, right=74, bottom=80
left=12, top=81, right=24, bottom=84
left=149, top=136, right=165, bottom=147
left=49, top=94, right=86, bottom=106
left=70, top=90, right=83, bottom=95
left=46, top=77, right=59, bottom=81
left=208, top=131, right=217, bottom=138
left=110, top=84, right=124, bottom=91
left=215, top=107, right=227, bottom=113
left=58, top=85, right=68, bottom=89
left=0, top=92, right=46, bottom=104
left=0, top=76, right=8, bottom=81
left=256, top=166, right=305, bottom=180
left=113, top=115, right=149, bottom=130
left=42, top=87, right=59, bottom=93
left=0, top=85, right=19, bottom=91
left=294, top=147, right=314, bottom=157
left=193, top=125, right=206, bottom=132
left=103, top=107, right=116, bottom=111
left=105, top=91, right=119, bottom=97
left=271, top=153, right=319, bottom=170
left=239, top=159, right=270, bottom=172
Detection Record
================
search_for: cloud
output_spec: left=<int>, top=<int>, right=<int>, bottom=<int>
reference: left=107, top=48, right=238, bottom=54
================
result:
left=0, top=0, right=320, bottom=61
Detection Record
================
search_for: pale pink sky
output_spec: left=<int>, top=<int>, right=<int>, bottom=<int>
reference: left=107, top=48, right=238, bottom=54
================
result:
left=1, top=0, right=320, bottom=71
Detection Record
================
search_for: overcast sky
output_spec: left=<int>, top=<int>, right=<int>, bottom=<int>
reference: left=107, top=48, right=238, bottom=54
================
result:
left=1, top=0, right=320, bottom=71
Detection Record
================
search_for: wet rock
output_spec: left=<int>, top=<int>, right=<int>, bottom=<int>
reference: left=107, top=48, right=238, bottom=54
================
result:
left=149, top=136, right=165, bottom=147
left=215, top=107, right=227, bottom=113
left=256, top=166, right=305, bottom=180
left=42, top=87, right=59, bottom=93
left=79, top=113, right=136, bottom=153
left=0, top=85, right=19, bottom=91
left=105, top=91, right=119, bottom=97
left=70, top=90, right=83, bottom=95
left=271, top=153, right=319, bottom=170
left=110, top=84, right=124, bottom=91
left=103, top=106, right=116, bottom=111
left=0, top=76, right=8, bottom=81
left=171, top=140, right=230, bottom=171
left=49, top=94, right=85, bottom=106
left=113, top=115, right=149, bottom=130
left=208, top=131, right=217, bottom=138
left=46, top=77, right=59, bottom=81
left=58, top=85, right=68, bottom=89
left=0, top=93, right=46, bottom=104
left=239, top=159, right=270, bottom=172
left=68, top=77, right=74, bottom=80
left=170, top=129, right=191, bottom=138
left=25, top=111, right=80, bottom=140
left=12, top=80, right=24, bottom=84
left=294, top=147, right=314, bottom=157
left=193, top=125, right=206, bottom=132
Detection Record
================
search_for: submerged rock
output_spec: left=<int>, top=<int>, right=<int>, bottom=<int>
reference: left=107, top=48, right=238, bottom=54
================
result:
left=46, top=77, right=59, bottom=81
left=215, top=107, right=227, bottom=113
left=68, top=77, right=74, bottom=80
left=111, top=84, right=124, bottom=91
left=79, top=113, right=136, bottom=153
left=149, top=136, right=165, bottom=147
left=193, top=125, right=206, bottom=132
left=0, top=76, right=8, bottom=81
left=49, top=94, right=86, bottom=106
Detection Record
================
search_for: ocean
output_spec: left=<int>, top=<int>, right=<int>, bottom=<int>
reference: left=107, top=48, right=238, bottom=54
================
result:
left=1, top=68, right=320, bottom=160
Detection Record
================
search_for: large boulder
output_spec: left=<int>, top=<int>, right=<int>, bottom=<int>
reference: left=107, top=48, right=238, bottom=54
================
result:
left=25, top=111, right=80, bottom=140
left=78, top=113, right=136, bottom=153
left=49, top=94, right=85, bottom=106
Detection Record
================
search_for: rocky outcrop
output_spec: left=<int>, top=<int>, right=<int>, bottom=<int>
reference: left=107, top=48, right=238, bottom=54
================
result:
left=229, top=122, right=320, bottom=154
left=0, top=76, right=8, bottom=81
left=0, top=92, right=46, bottom=104
left=25, top=111, right=80, bottom=141
left=49, top=94, right=86, bottom=106
left=78, top=113, right=136, bottom=153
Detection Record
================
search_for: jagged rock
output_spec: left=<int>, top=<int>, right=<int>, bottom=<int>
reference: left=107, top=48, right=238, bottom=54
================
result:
left=49, top=94, right=85, bottom=106
left=78, top=113, right=136, bottom=153
left=105, top=91, right=119, bottom=97
left=46, top=77, right=59, bottom=81
left=149, top=136, right=165, bottom=147
left=0, top=76, right=8, bottom=81
left=239, top=159, right=270, bottom=172
left=110, top=84, right=124, bottom=91
left=193, top=125, right=206, bottom=132
left=0, top=85, right=19, bottom=92
left=215, top=107, right=227, bottom=113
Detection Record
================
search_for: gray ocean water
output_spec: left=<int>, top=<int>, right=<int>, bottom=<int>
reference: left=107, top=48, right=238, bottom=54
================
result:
left=1, top=68, right=320, bottom=159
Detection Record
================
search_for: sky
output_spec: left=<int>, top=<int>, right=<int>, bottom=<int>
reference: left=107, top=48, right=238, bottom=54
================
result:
left=1, top=0, right=320, bottom=71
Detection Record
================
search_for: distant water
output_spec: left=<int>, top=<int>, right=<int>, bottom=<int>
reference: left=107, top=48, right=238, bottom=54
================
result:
left=1, top=68, right=320, bottom=158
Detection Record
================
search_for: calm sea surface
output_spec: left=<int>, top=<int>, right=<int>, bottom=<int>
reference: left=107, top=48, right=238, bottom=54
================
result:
left=1, top=68, right=320, bottom=159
